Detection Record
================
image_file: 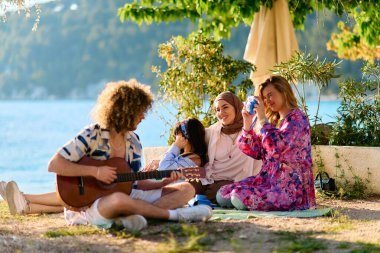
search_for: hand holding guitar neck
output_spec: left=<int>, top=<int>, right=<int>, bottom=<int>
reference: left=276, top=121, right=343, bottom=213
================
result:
left=161, top=170, right=183, bottom=185
left=95, top=165, right=117, bottom=184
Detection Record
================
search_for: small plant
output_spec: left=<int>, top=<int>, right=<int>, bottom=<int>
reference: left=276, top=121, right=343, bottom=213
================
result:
left=312, top=145, right=326, bottom=174
left=334, top=149, right=371, bottom=199
left=326, top=210, right=354, bottom=233
left=329, top=62, right=380, bottom=146
left=273, top=52, right=340, bottom=129
left=153, top=32, right=255, bottom=129
left=312, top=146, right=371, bottom=200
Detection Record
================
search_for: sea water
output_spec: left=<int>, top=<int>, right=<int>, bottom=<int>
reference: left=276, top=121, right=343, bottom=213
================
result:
left=0, top=100, right=339, bottom=194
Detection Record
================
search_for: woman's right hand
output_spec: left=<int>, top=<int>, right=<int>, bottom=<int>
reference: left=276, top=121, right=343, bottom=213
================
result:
left=242, top=103, right=255, bottom=131
left=95, top=166, right=117, bottom=184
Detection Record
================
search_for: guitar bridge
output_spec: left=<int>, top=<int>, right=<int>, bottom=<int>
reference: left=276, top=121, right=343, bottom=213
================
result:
left=78, top=177, right=85, bottom=195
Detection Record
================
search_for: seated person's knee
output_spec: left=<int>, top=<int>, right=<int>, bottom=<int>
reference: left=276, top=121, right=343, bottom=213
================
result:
left=107, top=192, right=132, bottom=208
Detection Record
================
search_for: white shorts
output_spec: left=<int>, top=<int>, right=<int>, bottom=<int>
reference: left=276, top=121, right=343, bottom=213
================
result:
left=64, top=188, right=162, bottom=228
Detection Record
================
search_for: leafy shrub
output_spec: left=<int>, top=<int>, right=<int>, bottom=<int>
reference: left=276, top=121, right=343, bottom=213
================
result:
left=329, top=63, right=380, bottom=146
left=153, top=32, right=255, bottom=128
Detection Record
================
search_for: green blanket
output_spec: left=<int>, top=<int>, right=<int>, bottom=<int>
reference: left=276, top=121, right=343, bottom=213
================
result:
left=211, top=208, right=333, bottom=220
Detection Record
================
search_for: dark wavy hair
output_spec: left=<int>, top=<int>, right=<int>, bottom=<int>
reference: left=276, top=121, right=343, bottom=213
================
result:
left=91, top=79, right=153, bottom=133
left=173, top=118, right=208, bottom=166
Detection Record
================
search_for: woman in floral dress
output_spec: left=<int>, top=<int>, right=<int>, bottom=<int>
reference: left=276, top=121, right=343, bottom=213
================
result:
left=216, top=75, right=316, bottom=211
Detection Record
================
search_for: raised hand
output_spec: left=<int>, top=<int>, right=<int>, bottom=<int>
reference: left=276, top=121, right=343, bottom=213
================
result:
left=242, top=100, right=255, bottom=131
left=242, top=96, right=265, bottom=131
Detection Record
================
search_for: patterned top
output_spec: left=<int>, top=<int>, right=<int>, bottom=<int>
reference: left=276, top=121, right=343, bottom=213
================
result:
left=218, top=108, right=316, bottom=211
left=59, top=123, right=142, bottom=173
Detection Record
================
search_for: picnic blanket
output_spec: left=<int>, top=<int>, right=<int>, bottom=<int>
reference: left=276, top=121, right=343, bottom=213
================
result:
left=211, top=208, right=333, bottom=220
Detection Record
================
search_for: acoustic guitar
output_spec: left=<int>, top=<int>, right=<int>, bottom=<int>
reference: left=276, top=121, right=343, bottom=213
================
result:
left=56, top=156, right=205, bottom=208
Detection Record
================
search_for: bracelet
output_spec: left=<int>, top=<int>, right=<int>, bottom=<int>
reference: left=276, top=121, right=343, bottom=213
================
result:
left=96, top=168, right=100, bottom=178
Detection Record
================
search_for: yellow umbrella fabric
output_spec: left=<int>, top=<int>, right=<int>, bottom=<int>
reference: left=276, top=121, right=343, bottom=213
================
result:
left=244, top=0, right=299, bottom=88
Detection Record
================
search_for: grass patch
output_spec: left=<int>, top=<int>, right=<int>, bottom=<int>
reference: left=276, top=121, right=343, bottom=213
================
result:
left=350, top=242, right=380, bottom=253
left=326, top=223, right=354, bottom=233
left=325, top=209, right=354, bottom=232
left=272, top=230, right=328, bottom=253
left=43, top=225, right=104, bottom=238
left=154, top=224, right=209, bottom=253
left=0, top=201, right=42, bottom=222
left=337, top=242, right=351, bottom=249
left=108, top=224, right=142, bottom=239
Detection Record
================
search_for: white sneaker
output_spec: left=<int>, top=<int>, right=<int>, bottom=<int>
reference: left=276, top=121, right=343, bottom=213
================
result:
left=5, top=181, right=28, bottom=215
left=176, top=204, right=212, bottom=222
left=114, top=215, right=147, bottom=231
left=0, top=181, right=7, bottom=201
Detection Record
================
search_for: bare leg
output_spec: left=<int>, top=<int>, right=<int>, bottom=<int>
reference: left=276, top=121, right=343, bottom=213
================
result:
left=154, top=182, right=195, bottom=209
left=95, top=186, right=211, bottom=222
left=27, top=203, right=63, bottom=214
left=97, top=192, right=170, bottom=220
left=24, top=192, right=62, bottom=206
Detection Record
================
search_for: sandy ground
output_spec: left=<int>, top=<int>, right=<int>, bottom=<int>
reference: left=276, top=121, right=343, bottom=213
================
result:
left=0, top=197, right=380, bottom=253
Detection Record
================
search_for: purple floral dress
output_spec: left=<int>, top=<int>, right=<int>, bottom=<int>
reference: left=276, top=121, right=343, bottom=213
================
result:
left=218, top=108, right=316, bottom=211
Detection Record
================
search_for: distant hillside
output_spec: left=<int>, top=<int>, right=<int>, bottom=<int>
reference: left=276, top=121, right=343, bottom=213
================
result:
left=0, top=0, right=363, bottom=99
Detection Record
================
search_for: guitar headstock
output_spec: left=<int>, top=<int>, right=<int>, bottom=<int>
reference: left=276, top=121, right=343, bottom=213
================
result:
left=181, top=167, right=206, bottom=180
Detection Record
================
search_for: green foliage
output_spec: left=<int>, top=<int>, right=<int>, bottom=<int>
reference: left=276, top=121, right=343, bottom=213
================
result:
left=329, top=63, right=380, bottom=147
left=118, top=0, right=261, bottom=39
left=273, top=52, right=339, bottom=126
left=153, top=32, right=254, bottom=128
left=327, top=21, right=380, bottom=63
left=118, top=1, right=380, bottom=56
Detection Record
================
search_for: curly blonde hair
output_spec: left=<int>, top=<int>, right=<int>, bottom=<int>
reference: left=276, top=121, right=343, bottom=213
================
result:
left=91, top=79, right=153, bottom=133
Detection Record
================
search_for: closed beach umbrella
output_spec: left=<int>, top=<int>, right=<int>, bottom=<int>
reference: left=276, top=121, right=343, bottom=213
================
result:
left=244, top=0, right=299, bottom=87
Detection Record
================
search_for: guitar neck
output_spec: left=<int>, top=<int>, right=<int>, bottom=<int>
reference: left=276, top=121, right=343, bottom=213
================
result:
left=116, top=170, right=177, bottom=182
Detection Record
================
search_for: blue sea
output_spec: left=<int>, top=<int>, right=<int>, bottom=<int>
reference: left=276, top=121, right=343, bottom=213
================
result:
left=0, top=100, right=339, bottom=194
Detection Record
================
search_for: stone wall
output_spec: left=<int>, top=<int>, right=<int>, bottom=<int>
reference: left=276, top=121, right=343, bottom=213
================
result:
left=143, top=145, right=380, bottom=194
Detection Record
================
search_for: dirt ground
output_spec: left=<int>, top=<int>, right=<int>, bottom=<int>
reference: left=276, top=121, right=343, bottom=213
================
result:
left=0, top=197, right=380, bottom=253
